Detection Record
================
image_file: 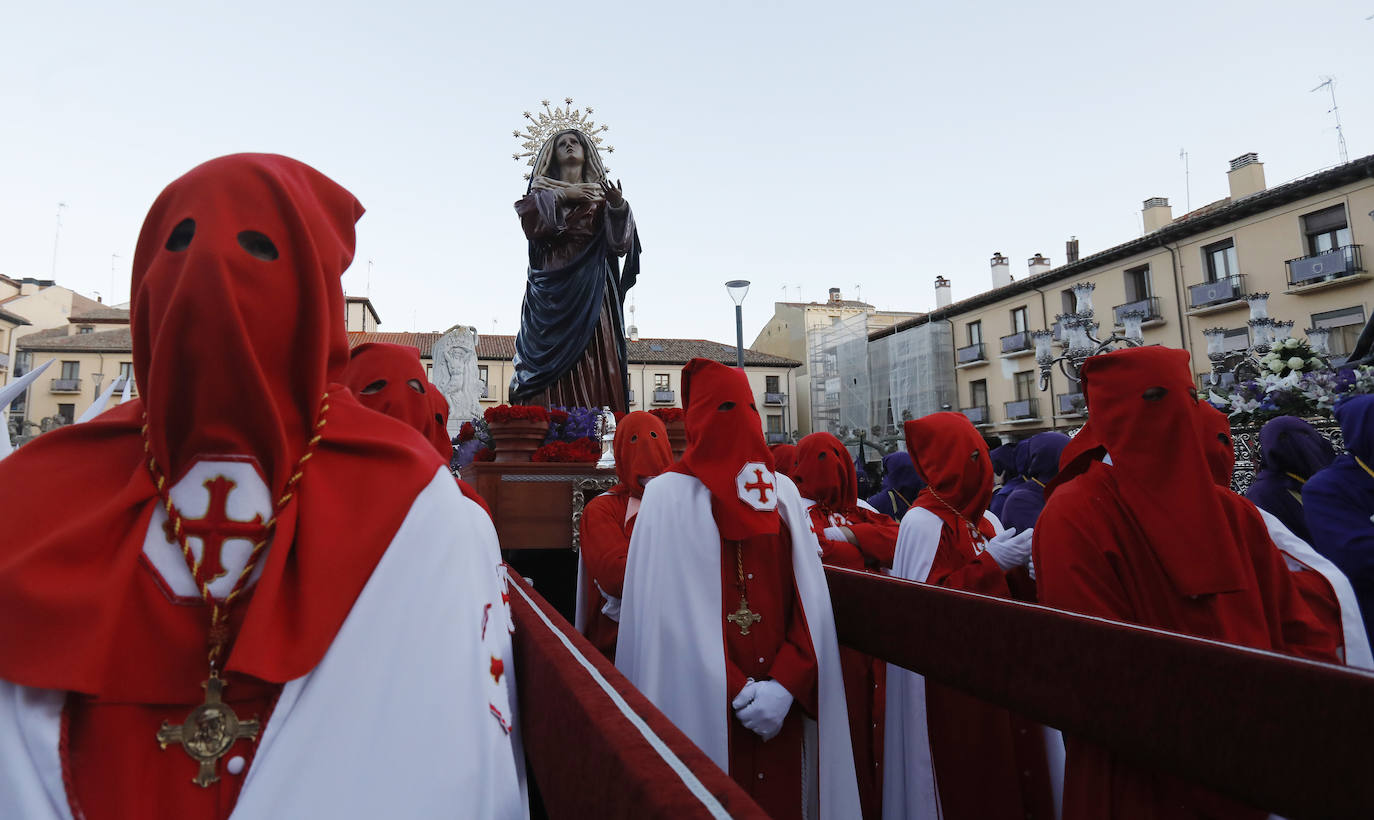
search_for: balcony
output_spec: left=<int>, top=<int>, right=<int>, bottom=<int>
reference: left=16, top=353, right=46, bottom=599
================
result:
left=627, top=389, right=635, bottom=405
left=480, top=384, right=490, bottom=399
left=111, top=377, right=138, bottom=396
left=956, top=342, right=986, bottom=366
left=764, top=391, right=787, bottom=406
left=652, top=389, right=675, bottom=404
left=0, top=352, right=9, bottom=371
left=1055, top=392, right=1086, bottom=417
left=961, top=405, right=991, bottom=426
left=1004, top=397, right=1041, bottom=422
left=1113, top=296, right=1164, bottom=326
left=765, top=432, right=789, bottom=444
left=1000, top=331, right=1033, bottom=356
left=1187, top=274, right=1247, bottom=313
left=50, top=378, right=81, bottom=393
left=1286, top=245, right=1364, bottom=290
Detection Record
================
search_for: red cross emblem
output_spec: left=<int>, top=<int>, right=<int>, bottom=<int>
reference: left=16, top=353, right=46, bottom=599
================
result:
left=735, top=462, right=778, bottom=511
left=489, top=655, right=505, bottom=685
left=163, top=475, right=267, bottom=588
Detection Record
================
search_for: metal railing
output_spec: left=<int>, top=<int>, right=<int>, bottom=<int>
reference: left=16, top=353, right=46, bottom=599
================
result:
left=1188, top=274, right=1247, bottom=309
left=627, top=389, right=635, bottom=404
left=50, top=378, right=81, bottom=393
left=480, top=385, right=490, bottom=399
left=1286, top=245, right=1363, bottom=288
left=1113, top=296, right=1163, bottom=325
left=961, top=404, right=990, bottom=425
left=653, top=389, right=675, bottom=404
left=1004, top=397, right=1040, bottom=421
left=1056, top=392, right=1085, bottom=416
left=956, top=342, right=986, bottom=365
left=764, top=392, right=787, bottom=405
left=1000, top=331, right=1032, bottom=354
left=765, top=432, right=789, bottom=444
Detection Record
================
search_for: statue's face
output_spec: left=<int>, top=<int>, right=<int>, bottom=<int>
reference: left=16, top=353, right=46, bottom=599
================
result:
left=554, top=132, right=583, bottom=169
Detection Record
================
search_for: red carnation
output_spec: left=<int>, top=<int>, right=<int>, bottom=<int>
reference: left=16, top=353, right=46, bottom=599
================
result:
left=475, top=447, right=496, bottom=462
left=458, top=422, right=476, bottom=443
left=484, top=404, right=550, bottom=424
left=649, top=408, right=685, bottom=423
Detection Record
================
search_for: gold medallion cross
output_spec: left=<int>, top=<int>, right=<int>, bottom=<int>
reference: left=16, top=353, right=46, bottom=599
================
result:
left=157, top=671, right=261, bottom=787
left=727, top=595, right=762, bottom=636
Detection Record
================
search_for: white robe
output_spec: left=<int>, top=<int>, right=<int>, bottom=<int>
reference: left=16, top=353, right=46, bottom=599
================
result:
left=0, top=467, right=527, bottom=819
left=616, top=471, right=862, bottom=819
left=882, top=506, right=1065, bottom=820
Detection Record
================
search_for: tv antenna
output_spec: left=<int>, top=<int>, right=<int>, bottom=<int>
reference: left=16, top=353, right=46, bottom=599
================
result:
left=366, top=259, right=373, bottom=297
left=1310, top=76, right=1349, bottom=164
left=51, top=202, right=67, bottom=279
left=1179, top=148, right=1191, bottom=212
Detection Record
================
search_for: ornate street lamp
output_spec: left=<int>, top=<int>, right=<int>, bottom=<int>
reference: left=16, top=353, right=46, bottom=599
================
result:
left=1033, top=282, right=1142, bottom=391
left=725, top=280, right=750, bottom=368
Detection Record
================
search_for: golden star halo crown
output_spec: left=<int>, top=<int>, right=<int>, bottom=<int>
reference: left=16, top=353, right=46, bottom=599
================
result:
left=512, top=97, right=613, bottom=179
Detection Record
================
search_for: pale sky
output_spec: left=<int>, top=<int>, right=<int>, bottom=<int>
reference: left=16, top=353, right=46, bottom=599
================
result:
left=2, top=1, right=1371, bottom=349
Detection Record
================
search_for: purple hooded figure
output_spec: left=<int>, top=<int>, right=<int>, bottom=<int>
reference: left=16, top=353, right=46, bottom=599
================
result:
left=1000, top=432, right=1071, bottom=533
left=1244, top=416, right=1335, bottom=544
left=1303, top=394, right=1374, bottom=639
left=989, top=440, right=1030, bottom=520
left=865, top=450, right=925, bottom=521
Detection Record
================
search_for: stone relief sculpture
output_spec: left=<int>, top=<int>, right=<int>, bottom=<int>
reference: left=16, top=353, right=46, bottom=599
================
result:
left=431, top=324, right=482, bottom=435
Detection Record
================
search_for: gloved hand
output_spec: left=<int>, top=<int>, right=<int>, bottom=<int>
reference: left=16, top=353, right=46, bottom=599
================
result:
left=984, top=527, right=1034, bottom=571
left=594, top=580, right=621, bottom=623
left=733, top=679, right=794, bottom=741
left=822, top=526, right=855, bottom=544
left=731, top=679, right=758, bottom=711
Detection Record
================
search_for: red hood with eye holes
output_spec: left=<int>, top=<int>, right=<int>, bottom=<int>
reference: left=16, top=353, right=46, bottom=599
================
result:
left=344, top=342, right=447, bottom=457
left=670, top=358, right=780, bottom=540
left=611, top=412, right=673, bottom=499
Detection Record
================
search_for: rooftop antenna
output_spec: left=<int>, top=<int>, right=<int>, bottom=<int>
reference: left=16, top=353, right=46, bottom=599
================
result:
left=1310, top=76, right=1349, bottom=164
left=1179, top=148, right=1191, bottom=212
left=854, top=283, right=863, bottom=305
left=366, top=259, right=373, bottom=298
left=492, top=317, right=498, bottom=334
left=110, top=253, right=121, bottom=305
left=51, top=202, right=67, bottom=279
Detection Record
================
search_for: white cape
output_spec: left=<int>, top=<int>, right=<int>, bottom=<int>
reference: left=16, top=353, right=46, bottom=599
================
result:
left=0, top=468, right=526, bottom=819
left=616, top=471, right=862, bottom=819
left=882, top=506, right=1065, bottom=820
left=1258, top=508, right=1373, bottom=670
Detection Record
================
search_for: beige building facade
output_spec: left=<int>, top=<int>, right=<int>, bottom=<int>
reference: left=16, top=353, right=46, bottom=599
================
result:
left=750, top=288, right=922, bottom=435
left=348, top=331, right=803, bottom=441
left=902, top=151, right=1374, bottom=441
left=13, top=309, right=134, bottom=437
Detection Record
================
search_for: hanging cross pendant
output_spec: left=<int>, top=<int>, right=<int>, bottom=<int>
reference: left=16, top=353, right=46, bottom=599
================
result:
left=727, top=595, right=762, bottom=636
left=156, top=670, right=261, bottom=787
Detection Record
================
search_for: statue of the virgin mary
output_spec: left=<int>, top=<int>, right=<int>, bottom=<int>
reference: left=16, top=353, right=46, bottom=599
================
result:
left=509, top=129, right=640, bottom=411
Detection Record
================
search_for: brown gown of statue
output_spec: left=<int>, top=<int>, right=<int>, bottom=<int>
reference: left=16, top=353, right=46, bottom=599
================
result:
left=514, top=191, right=634, bottom=411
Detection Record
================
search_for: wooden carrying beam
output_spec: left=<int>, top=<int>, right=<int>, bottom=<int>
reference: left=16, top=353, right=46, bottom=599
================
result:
left=506, top=571, right=769, bottom=820
left=826, top=566, right=1374, bottom=820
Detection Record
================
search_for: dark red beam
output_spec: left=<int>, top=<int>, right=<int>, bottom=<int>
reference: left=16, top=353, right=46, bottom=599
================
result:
left=826, top=565, right=1374, bottom=820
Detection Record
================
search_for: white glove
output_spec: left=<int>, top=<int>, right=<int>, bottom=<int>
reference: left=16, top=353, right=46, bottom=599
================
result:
left=822, top=526, right=848, bottom=543
left=733, top=679, right=793, bottom=741
left=594, top=580, right=621, bottom=623
left=731, top=679, right=758, bottom=711
left=984, top=527, right=1034, bottom=571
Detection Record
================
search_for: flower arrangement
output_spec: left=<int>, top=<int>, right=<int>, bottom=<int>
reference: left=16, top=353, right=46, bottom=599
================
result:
left=483, top=404, right=550, bottom=424
left=457, top=421, right=476, bottom=443
left=649, top=407, right=685, bottom=424
left=532, top=438, right=602, bottom=463
left=1257, top=337, right=1325, bottom=379
left=474, top=447, right=496, bottom=462
left=1208, top=365, right=1374, bottom=424
left=543, top=406, right=601, bottom=445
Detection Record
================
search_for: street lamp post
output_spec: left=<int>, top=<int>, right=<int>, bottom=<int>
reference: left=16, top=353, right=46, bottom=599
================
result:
left=725, top=280, right=750, bottom=368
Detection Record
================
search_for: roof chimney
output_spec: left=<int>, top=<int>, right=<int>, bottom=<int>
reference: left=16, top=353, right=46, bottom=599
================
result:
left=934, top=275, right=952, bottom=308
left=628, top=323, right=639, bottom=341
left=1028, top=253, right=1051, bottom=278
left=1065, top=236, right=1080, bottom=264
left=828, top=287, right=842, bottom=303
left=990, top=253, right=1011, bottom=289
left=1227, top=152, right=1266, bottom=200
left=1142, top=197, right=1173, bottom=233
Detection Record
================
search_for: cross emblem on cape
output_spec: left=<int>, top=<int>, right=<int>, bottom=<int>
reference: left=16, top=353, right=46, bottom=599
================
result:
left=156, top=671, right=261, bottom=787
left=743, top=470, right=773, bottom=504
left=163, top=476, right=267, bottom=587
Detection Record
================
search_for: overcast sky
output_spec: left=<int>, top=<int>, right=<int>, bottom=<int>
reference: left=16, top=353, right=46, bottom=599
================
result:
left=2, top=1, right=1371, bottom=348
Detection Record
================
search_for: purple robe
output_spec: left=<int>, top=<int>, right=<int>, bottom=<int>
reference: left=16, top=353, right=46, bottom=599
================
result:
left=1001, top=432, right=1071, bottom=533
left=989, top=440, right=1030, bottom=520
left=865, top=451, right=924, bottom=521
left=1303, top=395, right=1374, bottom=639
left=1244, top=416, right=1335, bottom=545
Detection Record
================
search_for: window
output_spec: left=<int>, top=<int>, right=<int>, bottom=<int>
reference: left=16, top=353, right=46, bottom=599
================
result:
left=1312, top=306, right=1366, bottom=358
left=1014, top=370, right=1036, bottom=401
left=477, top=365, right=489, bottom=387
left=1124, top=265, right=1152, bottom=301
left=766, top=414, right=783, bottom=434
left=57, top=404, right=75, bottom=425
left=60, top=361, right=80, bottom=380
left=1303, top=205, right=1352, bottom=255
left=1203, top=240, right=1238, bottom=283
left=967, top=321, right=982, bottom=346
left=654, top=374, right=670, bottom=390
left=1221, top=327, right=1250, bottom=353
left=77, top=325, right=94, bottom=335
left=765, top=375, right=780, bottom=393
left=970, top=379, right=988, bottom=409
left=1010, top=307, right=1028, bottom=334
left=118, top=362, right=133, bottom=380
left=1061, top=289, right=1077, bottom=315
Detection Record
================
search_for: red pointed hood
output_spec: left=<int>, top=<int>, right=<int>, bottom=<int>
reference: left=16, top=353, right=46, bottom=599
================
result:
left=612, top=412, right=673, bottom=499
left=672, top=358, right=780, bottom=540
left=771, top=444, right=799, bottom=478
left=1197, top=401, right=1235, bottom=488
left=344, top=342, right=450, bottom=459
left=904, top=412, right=997, bottom=556
left=792, top=433, right=857, bottom=513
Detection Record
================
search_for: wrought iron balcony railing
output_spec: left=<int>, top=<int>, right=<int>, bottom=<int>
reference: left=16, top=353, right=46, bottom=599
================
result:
left=1188, top=274, right=1247, bottom=310
left=765, top=432, right=789, bottom=444
left=627, top=389, right=635, bottom=404
left=1004, top=397, right=1040, bottom=421
left=961, top=404, right=990, bottom=425
left=956, top=342, right=986, bottom=365
left=50, top=378, right=81, bottom=393
left=1055, top=392, right=1085, bottom=417
left=1286, top=245, right=1363, bottom=288
left=653, top=389, right=675, bottom=404
left=1113, top=296, right=1163, bottom=326
left=1000, top=331, right=1033, bottom=354
left=764, top=391, right=787, bottom=406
